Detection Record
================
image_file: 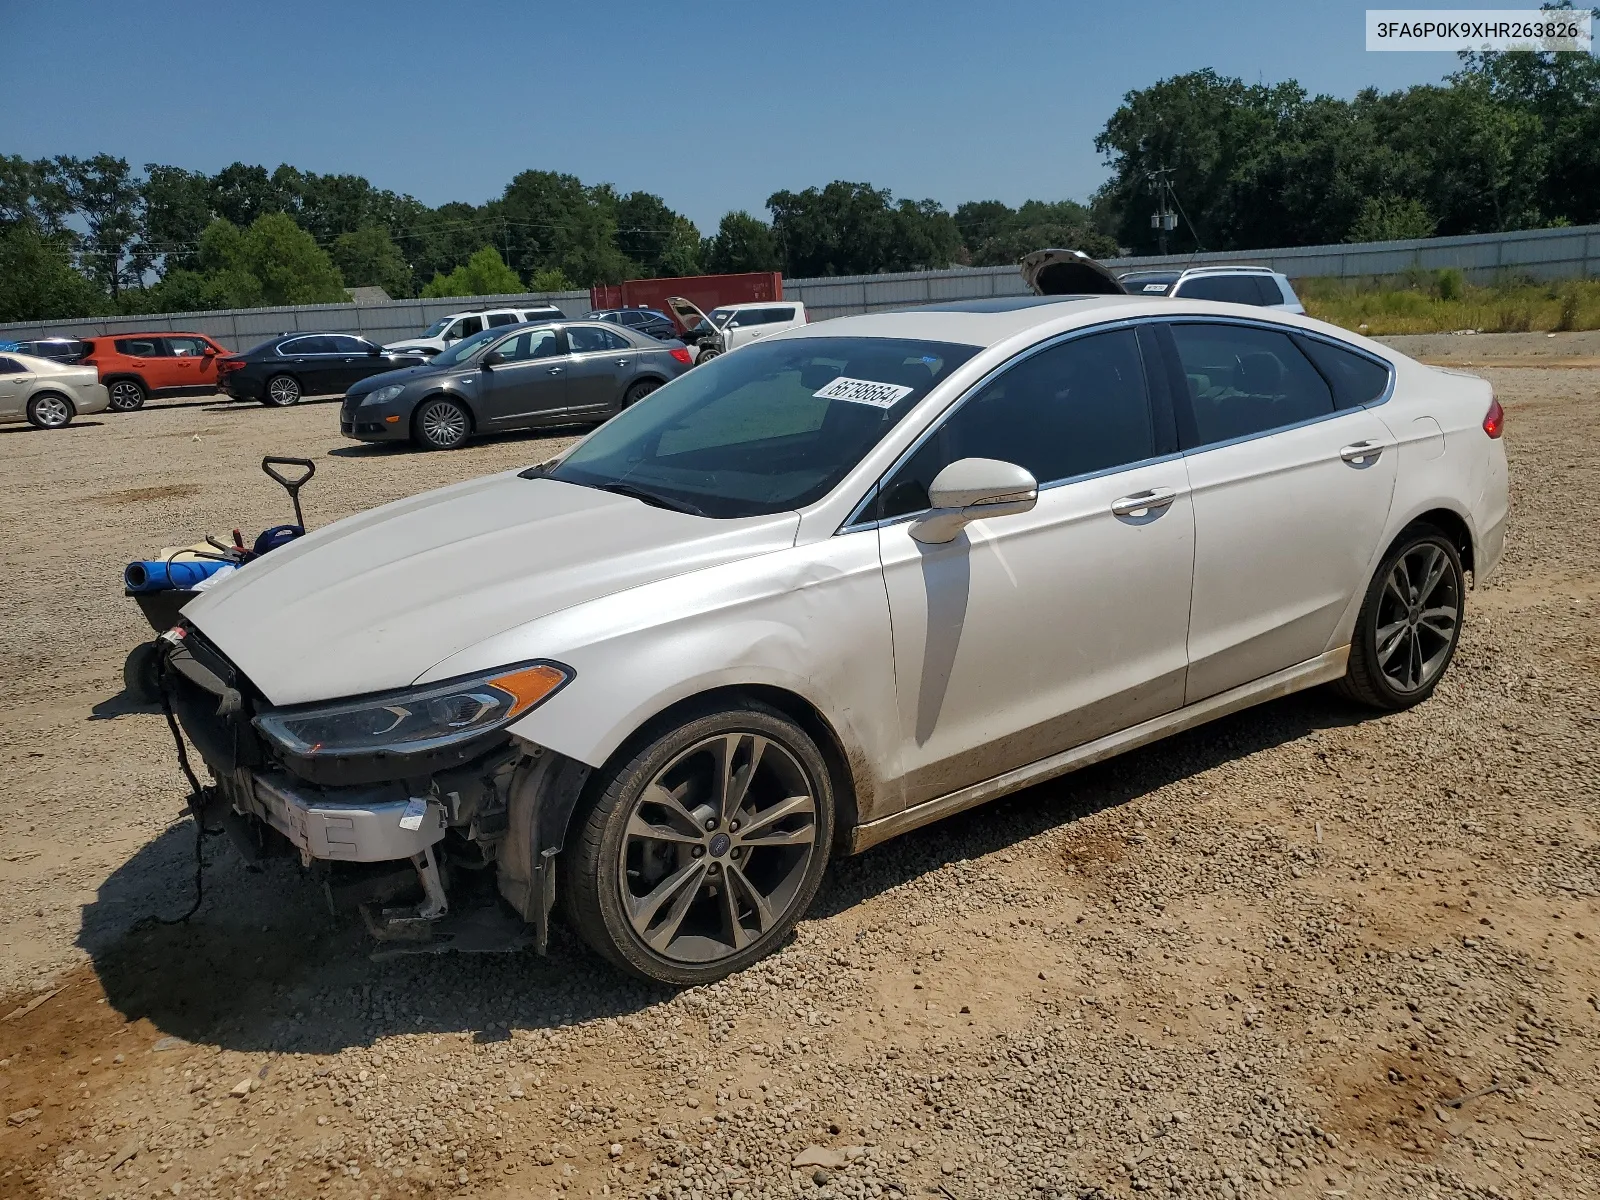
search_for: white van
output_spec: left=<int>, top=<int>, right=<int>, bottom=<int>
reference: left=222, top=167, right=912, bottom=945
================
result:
left=663, top=297, right=808, bottom=364
left=385, top=305, right=567, bottom=357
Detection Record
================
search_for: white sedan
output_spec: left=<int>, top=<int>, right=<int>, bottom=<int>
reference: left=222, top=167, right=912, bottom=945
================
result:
left=170, top=294, right=1509, bottom=984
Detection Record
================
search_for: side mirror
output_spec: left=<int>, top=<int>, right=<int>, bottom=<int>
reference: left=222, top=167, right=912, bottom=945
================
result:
left=910, top=458, right=1038, bottom=545
left=202, top=346, right=217, bottom=357
left=367, top=345, right=382, bottom=357
left=483, top=350, right=507, bottom=368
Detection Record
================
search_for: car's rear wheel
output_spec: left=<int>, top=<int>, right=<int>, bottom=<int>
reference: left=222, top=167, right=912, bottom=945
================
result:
left=413, top=397, right=471, bottom=450
left=26, top=392, right=74, bottom=429
left=263, top=374, right=301, bottom=407
left=1336, top=524, right=1465, bottom=710
left=696, top=347, right=721, bottom=365
left=621, top=379, right=660, bottom=409
left=107, top=379, right=146, bottom=412
left=562, top=702, right=834, bottom=985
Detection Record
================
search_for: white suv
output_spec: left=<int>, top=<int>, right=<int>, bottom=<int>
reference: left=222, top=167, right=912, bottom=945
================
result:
left=386, top=305, right=566, bottom=357
left=663, top=297, right=808, bottom=363
left=1118, top=266, right=1305, bottom=314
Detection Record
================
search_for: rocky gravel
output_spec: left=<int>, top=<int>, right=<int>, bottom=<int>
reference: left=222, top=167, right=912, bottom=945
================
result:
left=1, top=349, right=1598, bottom=1200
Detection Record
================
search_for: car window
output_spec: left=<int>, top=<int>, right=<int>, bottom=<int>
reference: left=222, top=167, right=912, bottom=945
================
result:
left=618, top=311, right=645, bottom=327
left=280, top=336, right=339, bottom=355
left=710, top=308, right=734, bottom=327
left=1253, top=276, right=1287, bottom=305
left=115, top=337, right=169, bottom=357
left=486, top=312, right=518, bottom=328
left=325, top=335, right=368, bottom=354
left=1294, top=336, right=1392, bottom=409
left=1175, top=275, right=1271, bottom=305
left=1170, top=322, right=1335, bottom=446
left=568, top=325, right=630, bottom=353
left=546, top=337, right=978, bottom=519
left=449, top=316, right=483, bottom=339
left=490, top=328, right=562, bottom=362
left=766, top=307, right=796, bottom=323
left=879, top=329, right=1155, bottom=520
left=430, top=327, right=502, bottom=366
left=0, top=357, right=24, bottom=375
left=165, top=336, right=208, bottom=357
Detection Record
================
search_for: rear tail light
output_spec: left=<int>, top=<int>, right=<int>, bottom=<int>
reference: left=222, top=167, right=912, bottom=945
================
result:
left=80, top=357, right=96, bottom=368
left=1483, top=396, right=1504, bottom=438
left=668, top=347, right=692, bottom=365
left=217, top=357, right=245, bottom=376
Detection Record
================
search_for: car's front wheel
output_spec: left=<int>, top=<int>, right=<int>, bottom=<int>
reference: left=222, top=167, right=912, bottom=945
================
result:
left=263, top=374, right=302, bottom=407
left=621, top=378, right=660, bottom=409
left=562, top=702, right=834, bottom=985
left=413, top=397, right=471, bottom=450
left=107, top=379, right=146, bottom=412
left=1336, top=524, right=1465, bottom=710
left=26, top=392, right=74, bottom=429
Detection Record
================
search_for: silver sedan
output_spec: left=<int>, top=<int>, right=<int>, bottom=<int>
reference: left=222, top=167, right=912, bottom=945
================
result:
left=0, top=351, right=110, bottom=429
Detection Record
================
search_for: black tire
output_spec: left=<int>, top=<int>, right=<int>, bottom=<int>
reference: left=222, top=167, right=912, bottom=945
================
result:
left=1335, top=523, right=1465, bottom=711
left=696, top=347, right=721, bottom=366
left=107, top=379, right=146, bottom=412
left=412, top=397, right=471, bottom=450
left=262, top=374, right=302, bottom=407
left=25, top=392, right=74, bottom=429
left=621, top=378, right=661, bottom=409
left=123, top=642, right=163, bottom=705
left=561, top=701, right=835, bottom=985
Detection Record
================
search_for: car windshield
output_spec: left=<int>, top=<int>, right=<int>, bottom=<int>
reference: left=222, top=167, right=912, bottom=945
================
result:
left=709, top=308, right=735, bottom=327
left=421, top=317, right=452, bottom=338
left=430, top=327, right=503, bottom=366
left=1121, top=273, right=1179, bottom=295
left=541, top=337, right=978, bottom=519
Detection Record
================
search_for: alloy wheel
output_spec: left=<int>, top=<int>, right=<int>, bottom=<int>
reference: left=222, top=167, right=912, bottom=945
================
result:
left=268, top=376, right=301, bottom=406
left=31, top=395, right=72, bottom=428
left=1374, top=542, right=1461, bottom=694
left=619, top=732, right=819, bottom=965
left=418, top=400, right=468, bottom=448
left=108, top=381, right=143, bottom=411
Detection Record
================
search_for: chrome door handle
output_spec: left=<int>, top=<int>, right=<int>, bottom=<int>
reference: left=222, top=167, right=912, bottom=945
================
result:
left=1111, top=487, right=1178, bottom=517
left=548, top=366, right=563, bottom=374
left=1340, top=440, right=1384, bottom=464
left=615, top=359, right=628, bottom=367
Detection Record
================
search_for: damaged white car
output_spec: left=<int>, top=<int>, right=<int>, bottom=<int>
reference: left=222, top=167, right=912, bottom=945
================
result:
left=164, top=288, right=1508, bottom=984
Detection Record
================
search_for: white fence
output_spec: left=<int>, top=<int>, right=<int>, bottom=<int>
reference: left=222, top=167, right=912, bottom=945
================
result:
left=3, top=223, right=1596, bottom=349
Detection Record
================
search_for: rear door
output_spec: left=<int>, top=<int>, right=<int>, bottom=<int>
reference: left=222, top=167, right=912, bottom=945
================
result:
left=1161, top=319, right=1398, bottom=700
left=563, top=324, right=634, bottom=416
left=0, top=356, right=27, bottom=418
left=477, top=326, right=568, bottom=426
left=116, top=336, right=172, bottom=390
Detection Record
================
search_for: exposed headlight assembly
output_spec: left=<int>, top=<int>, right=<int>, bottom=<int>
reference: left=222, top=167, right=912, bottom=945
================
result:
left=362, top=384, right=407, bottom=405
left=254, top=661, right=570, bottom=760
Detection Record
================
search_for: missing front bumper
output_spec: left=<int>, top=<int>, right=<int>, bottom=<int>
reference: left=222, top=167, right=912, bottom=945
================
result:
left=235, top=771, right=446, bottom=864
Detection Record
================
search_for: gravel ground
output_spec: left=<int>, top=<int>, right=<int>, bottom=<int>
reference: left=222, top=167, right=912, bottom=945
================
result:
left=0, top=349, right=1597, bottom=1200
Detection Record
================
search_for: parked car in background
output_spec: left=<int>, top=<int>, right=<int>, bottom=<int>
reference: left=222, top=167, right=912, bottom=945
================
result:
left=5, top=337, right=92, bottom=364
left=172, top=293, right=1507, bottom=984
left=78, top=332, right=232, bottom=411
left=384, top=306, right=567, bottom=358
left=218, top=334, right=426, bottom=406
left=1118, top=266, right=1305, bottom=313
left=0, top=351, right=110, bottom=429
left=585, top=307, right=680, bottom=341
left=341, top=319, right=692, bottom=449
left=662, top=297, right=808, bottom=363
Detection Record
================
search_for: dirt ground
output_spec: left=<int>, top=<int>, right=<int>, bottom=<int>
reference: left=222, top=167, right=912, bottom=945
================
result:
left=0, top=344, right=1596, bottom=1200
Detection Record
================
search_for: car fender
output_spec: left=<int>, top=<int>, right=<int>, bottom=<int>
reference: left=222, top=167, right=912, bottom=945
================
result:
left=420, top=531, right=903, bottom=823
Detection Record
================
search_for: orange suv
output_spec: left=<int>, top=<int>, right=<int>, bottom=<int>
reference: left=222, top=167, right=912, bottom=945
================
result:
left=80, top=332, right=231, bottom=412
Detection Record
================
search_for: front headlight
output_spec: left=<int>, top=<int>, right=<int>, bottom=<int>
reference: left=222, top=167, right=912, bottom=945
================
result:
left=254, top=661, right=570, bottom=760
left=362, top=384, right=406, bottom=406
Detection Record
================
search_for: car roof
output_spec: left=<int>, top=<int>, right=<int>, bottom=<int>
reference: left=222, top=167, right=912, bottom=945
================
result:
left=770, top=294, right=1338, bottom=350
left=1179, top=265, right=1278, bottom=277
left=5, top=350, right=72, bottom=371
left=711, top=300, right=801, bottom=310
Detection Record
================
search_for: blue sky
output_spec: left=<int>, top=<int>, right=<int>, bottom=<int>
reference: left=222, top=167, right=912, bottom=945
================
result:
left=3, top=0, right=1471, bottom=232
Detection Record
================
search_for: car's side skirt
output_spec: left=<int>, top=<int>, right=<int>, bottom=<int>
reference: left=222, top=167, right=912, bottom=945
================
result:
left=847, top=645, right=1350, bottom=854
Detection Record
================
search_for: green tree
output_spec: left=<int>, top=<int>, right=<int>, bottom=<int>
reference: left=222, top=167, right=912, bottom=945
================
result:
left=0, top=225, right=103, bottom=321
left=54, top=154, right=142, bottom=299
left=209, top=162, right=291, bottom=228
left=0, top=156, right=73, bottom=234
left=193, top=214, right=344, bottom=306
left=1345, top=194, right=1437, bottom=242
left=529, top=267, right=575, bottom=292
left=420, top=246, right=523, bottom=297
left=139, top=165, right=213, bottom=274
left=332, top=224, right=411, bottom=296
left=703, top=211, right=782, bottom=274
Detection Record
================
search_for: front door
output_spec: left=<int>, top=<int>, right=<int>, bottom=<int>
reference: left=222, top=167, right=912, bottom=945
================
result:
left=876, top=326, right=1195, bottom=807
left=0, top=356, right=27, bottom=418
left=563, top=324, right=634, bottom=417
left=477, top=327, right=568, bottom=425
left=1162, top=320, right=1399, bottom=701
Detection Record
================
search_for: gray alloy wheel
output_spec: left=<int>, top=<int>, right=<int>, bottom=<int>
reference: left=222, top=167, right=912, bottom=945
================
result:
left=414, top=397, right=470, bottom=450
left=263, top=374, right=302, bottom=407
left=563, top=704, right=834, bottom=985
left=107, top=379, right=146, bottom=412
left=26, top=392, right=74, bottom=429
left=622, top=378, right=660, bottom=409
left=695, top=346, right=721, bottom=365
left=1336, top=525, right=1465, bottom=710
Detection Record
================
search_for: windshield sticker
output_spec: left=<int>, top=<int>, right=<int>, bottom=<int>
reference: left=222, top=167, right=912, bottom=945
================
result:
left=1142, top=283, right=1169, bottom=293
left=814, top=376, right=915, bottom=408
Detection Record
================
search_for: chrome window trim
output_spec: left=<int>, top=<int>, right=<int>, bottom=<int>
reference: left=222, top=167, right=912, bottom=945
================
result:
left=837, top=315, right=1170, bottom=533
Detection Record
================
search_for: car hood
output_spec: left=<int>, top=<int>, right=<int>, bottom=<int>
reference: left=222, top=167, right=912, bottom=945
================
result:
left=1020, top=249, right=1128, bottom=296
left=181, top=473, right=801, bottom=706
left=346, top=361, right=448, bottom=396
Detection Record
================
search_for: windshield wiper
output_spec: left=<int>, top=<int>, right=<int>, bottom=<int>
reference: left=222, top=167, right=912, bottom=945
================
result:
left=596, top=481, right=707, bottom=517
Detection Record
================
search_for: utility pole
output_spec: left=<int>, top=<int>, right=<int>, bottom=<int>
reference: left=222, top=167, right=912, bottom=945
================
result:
left=1148, top=168, right=1178, bottom=256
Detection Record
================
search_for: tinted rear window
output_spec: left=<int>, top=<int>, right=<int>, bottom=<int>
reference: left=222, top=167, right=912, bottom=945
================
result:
left=1175, top=275, right=1273, bottom=305
left=1295, top=336, right=1392, bottom=408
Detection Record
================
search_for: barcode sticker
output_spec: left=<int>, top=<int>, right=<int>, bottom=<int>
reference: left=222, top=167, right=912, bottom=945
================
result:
left=399, top=797, right=428, bottom=831
left=814, top=376, right=915, bottom=409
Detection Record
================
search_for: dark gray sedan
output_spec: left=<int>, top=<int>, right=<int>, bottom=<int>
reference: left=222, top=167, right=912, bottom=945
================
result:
left=340, top=321, right=694, bottom=450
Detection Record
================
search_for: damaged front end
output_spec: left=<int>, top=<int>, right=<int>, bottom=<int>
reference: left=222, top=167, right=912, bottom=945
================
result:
left=161, top=623, right=590, bottom=954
